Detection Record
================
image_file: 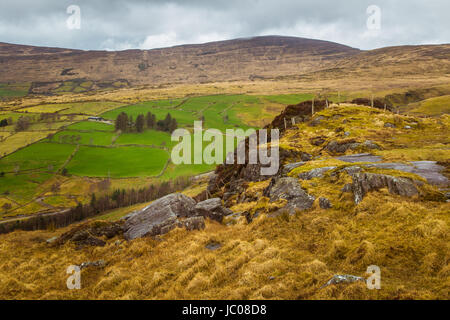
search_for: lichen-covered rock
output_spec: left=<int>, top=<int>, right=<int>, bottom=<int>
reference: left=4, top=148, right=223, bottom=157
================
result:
left=298, top=166, right=336, bottom=180
left=319, top=197, right=332, bottom=209
left=194, top=198, right=232, bottom=222
left=282, top=161, right=305, bottom=174
left=268, top=177, right=315, bottom=213
left=54, top=221, right=123, bottom=248
left=361, top=140, right=381, bottom=150
left=325, top=139, right=360, bottom=154
left=123, top=193, right=198, bottom=240
left=79, top=260, right=106, bottom=270
left=351, top=172, right=419, bottom=204
left=336, top=153, right=382, bottom=163
left=321, top=274, right=365, bottom=288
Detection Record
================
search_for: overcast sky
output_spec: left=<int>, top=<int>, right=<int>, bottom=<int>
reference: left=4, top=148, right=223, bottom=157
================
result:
left=0, top=0, right=448, bottom=51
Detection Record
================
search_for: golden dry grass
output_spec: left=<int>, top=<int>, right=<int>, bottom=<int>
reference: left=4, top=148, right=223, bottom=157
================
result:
left=0, top=191, right=448, bottom=299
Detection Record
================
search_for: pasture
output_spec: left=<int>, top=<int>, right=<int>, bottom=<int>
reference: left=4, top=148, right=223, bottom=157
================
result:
left=49, top=130, right=116, bottom=146
left=65, top=146, right=169, bottom=178
left=0, top=142, right=76, bottom=172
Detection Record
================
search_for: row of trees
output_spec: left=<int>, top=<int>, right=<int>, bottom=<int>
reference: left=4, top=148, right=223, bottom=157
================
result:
left=115, top=112, right=178, bottom=133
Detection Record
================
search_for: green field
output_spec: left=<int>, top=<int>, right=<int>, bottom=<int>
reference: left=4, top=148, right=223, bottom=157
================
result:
left=0, top=93, right=308, bottom=216
left=66, top=146, right=169, bottom=177
left=66, top=121, right=115, bottom=132
left=115, top=130, right=174, bottom=147
left=0, top=83, right=30, bottom=98
left=0, top=142, right=76, bottom=173
left=50, top=130, right=116, bottom=146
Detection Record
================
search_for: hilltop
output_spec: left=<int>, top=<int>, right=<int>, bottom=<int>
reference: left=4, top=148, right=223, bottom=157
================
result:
left=1, top=36, right=449, bottom=91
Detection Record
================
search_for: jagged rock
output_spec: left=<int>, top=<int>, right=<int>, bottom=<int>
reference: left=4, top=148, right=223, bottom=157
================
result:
left=123, top=193, right=198, bottom=240
left=54, top=221, right=123, bottom=248
left=205, top=242, right=222, bottom=250
left=319, top=197, right=332, bottom=209
left=384, top=122, right=396, bottom=128
left=321, top=275, right=365, bottom=288
left=300, top=152, right=313, bottom=161
left=183, top=216, right=206, bottom=231
left=342, top=166, right=362, bottom=175
left=361, top=140, right=381, bottom=150
left=46, top=236, right=58, bottom=244
left=268, top=177, right=315, bottom=213
left=404, top=125, right=412, bottom=129
left=298, top=167, right=336, bottom=180
left=363, top=161, right=448, bottom=186
left=326, top=139, right=360, bottom=154
left=336, top=153, right=382, bottom=163
left=341, top=183, right=353, bottom=192
left=309, top=115, right=326, bottom=127
left=194, top=198, right=232, bottom=222
left=79, top=260, right=106, bottom=270
left=351, top=172, right=419, bottom=204
left=282, top=161, right=305, bottom=174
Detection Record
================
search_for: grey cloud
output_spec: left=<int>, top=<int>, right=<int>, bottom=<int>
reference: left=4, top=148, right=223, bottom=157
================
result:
left=0, top=0, right=448, bottom=50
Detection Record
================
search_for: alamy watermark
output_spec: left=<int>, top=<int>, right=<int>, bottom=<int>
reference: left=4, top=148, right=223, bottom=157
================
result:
left=366, top=265, right=381, bottom=289
left=66, top=265, right=81, bottom=289
left=66, top=5, right=81, bottom=30
left=170, top=121, right=280, bottom=176
left=366, top=5, right=381, bottom=32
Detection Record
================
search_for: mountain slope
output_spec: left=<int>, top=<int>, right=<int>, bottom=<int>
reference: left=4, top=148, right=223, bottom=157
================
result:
left=2, top=36, right=360, bottom=84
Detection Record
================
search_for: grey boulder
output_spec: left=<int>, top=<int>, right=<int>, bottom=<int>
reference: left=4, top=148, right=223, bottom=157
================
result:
left=321, top=275, right=365, bottom=288
left=123, top=193, right=200, bottom=240
left=268, top=177, right=315, bottom=213
left=194, top=198, right=232, bottom=222
left=298, top=166, right=336, bottom=180
left=351, top=172, right=419, bottom=204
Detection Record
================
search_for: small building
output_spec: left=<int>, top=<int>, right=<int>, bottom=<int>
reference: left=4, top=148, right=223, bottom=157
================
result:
left=88, top=116, right=105, bottom=121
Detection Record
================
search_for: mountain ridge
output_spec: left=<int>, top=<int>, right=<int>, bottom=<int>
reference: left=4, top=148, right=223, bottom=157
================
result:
left=0, top=35, right=449, bottom=87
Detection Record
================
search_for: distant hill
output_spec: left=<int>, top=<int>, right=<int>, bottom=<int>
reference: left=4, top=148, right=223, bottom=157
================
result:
left=0, top=36, right=449, bottom=86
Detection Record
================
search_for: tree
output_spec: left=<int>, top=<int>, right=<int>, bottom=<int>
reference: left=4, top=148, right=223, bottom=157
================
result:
left=135, top=114, right=145, bottom=133
left=15, top=116, right=30, bottom=132
left=146, top=112, right=156, bottom=129
left=169, top=118, right=178, bottom=133
left=0, top=119, right=8, bottom=127
left=164, top=113, right=172, bottom=129
left=115, top=112, right=128, bottom=132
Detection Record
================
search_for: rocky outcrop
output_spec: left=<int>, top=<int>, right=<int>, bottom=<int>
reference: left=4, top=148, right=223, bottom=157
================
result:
left=321, top=274, right=366, bottom=288
left=123, top=193, right=234, bottom=240
left=319, top=197, right=332, bottom=209
left=282, top=161, right=305, bottom=174
left=326, top=140, right=380, bottom=154
left=79, top=260, right=106, bottom=270
left=123, top=193, right=201, bottom=240
left=325, top=139, right=360, bottom=154
left=351, top=172, right=419, bottom=204
left=53, top=221, right=123, bottom=248
left=194, top=198, right=232, bottom=222
left=267, top=177, right=315, bottom=213
left=298, top=166, right=336, bottom=180
left=266, top=100, right=328, bottom=132
left=336, top=153, right=382, bottom=163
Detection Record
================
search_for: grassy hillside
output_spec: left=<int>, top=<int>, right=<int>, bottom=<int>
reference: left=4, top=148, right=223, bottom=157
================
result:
left=0, top=104, right=448, bottom=299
